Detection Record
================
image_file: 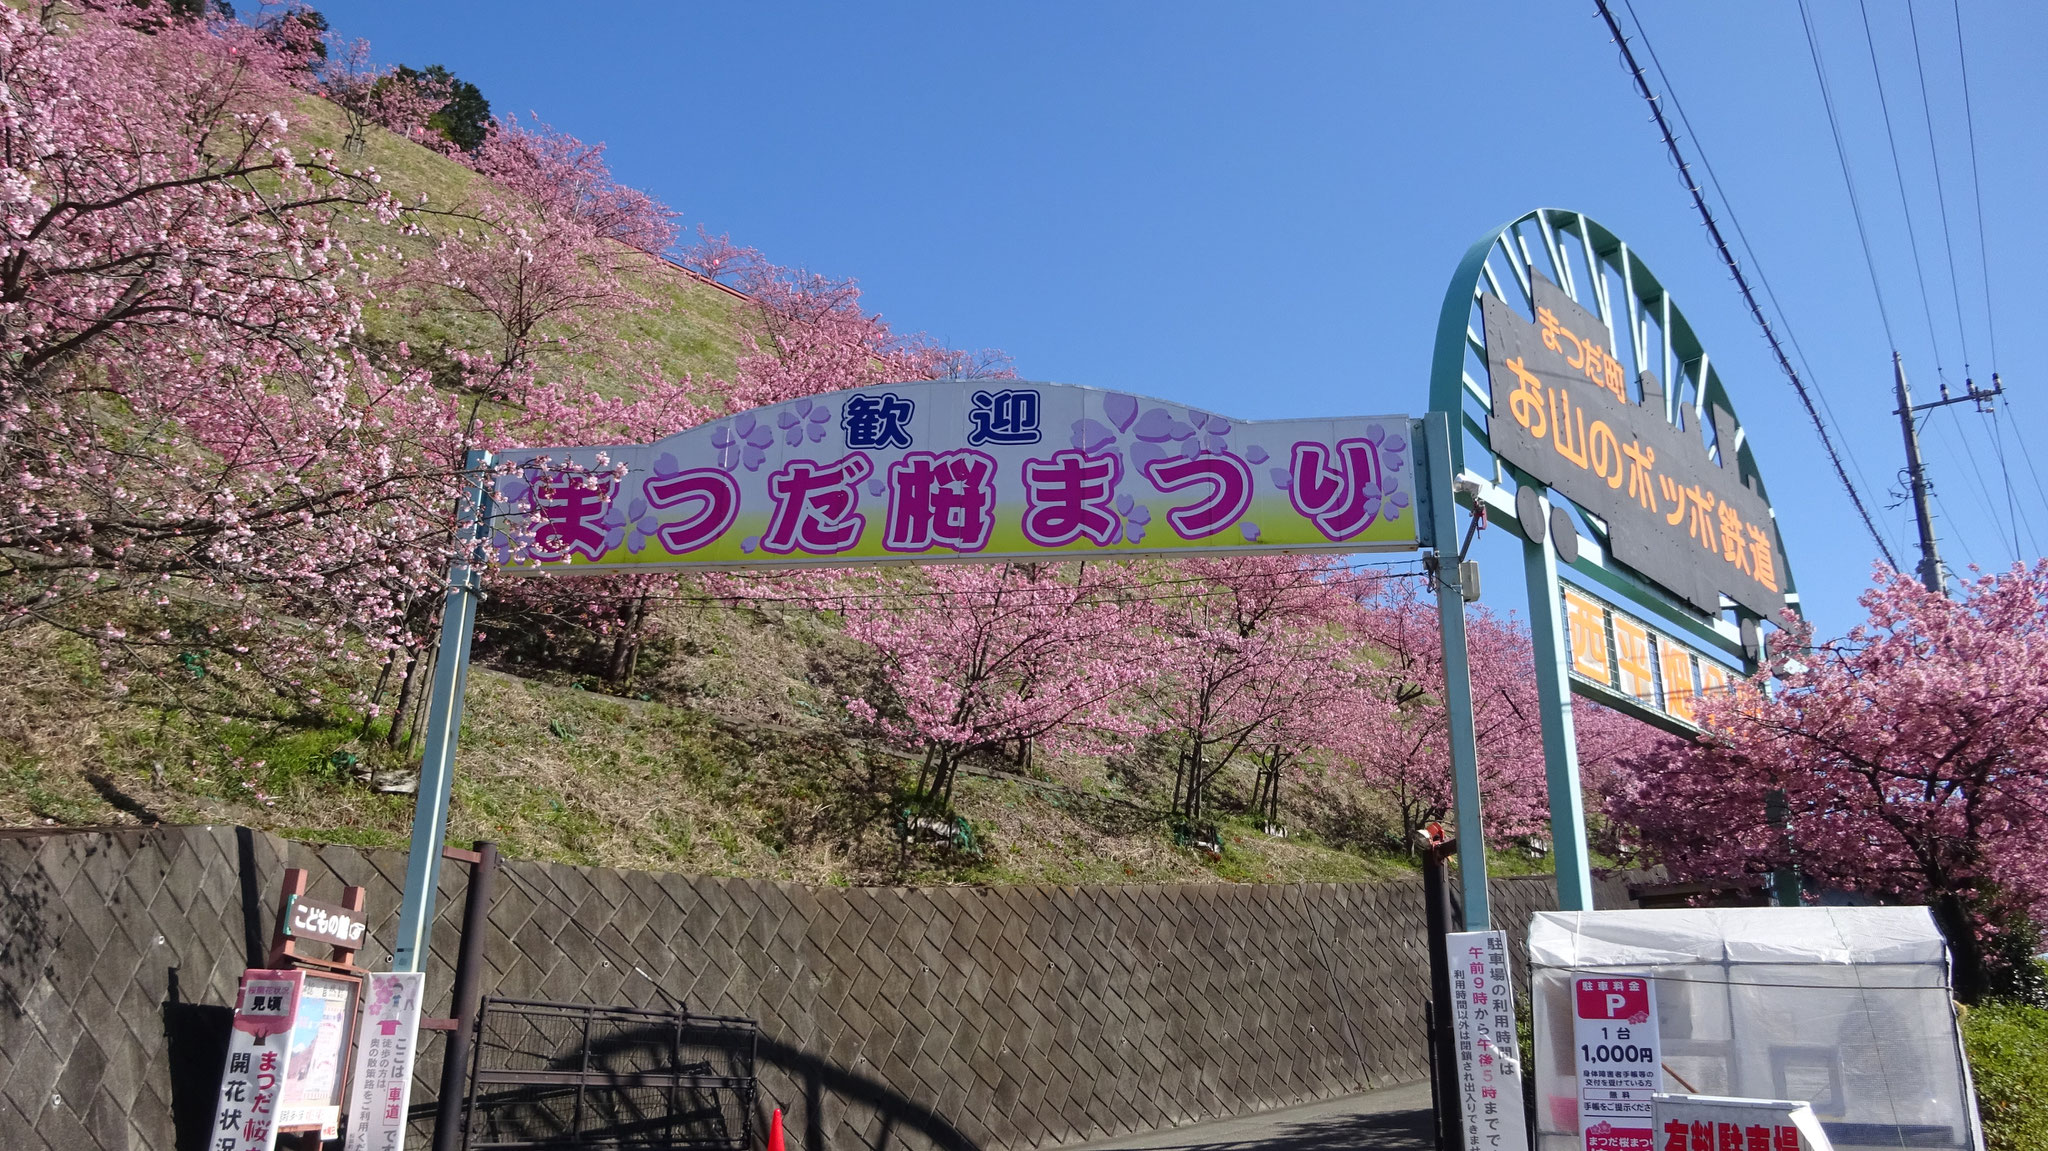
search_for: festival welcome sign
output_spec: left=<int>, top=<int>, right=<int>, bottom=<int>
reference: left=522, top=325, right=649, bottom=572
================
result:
left=492, top=380, right=1420, bottom=570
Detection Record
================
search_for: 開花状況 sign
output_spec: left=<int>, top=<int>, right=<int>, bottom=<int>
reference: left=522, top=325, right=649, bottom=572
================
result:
left=493, top=382, right=1419, bottom=571
left=210, top=970, right=307, bottom=1151
left=1481, top=273, right=1787, bottom=621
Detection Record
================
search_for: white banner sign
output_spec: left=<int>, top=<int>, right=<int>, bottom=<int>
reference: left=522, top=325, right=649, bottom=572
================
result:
left=1573, top=972, right=1661, bottom=1151
left=1445, top=930, right=1531, bottom=1151
left=208, top=970, right=303, bottom=1151
left=496, top=381, right=1420, bottom=572
left=1651, top=1094, right=1833, bottom=1151
left=345, top=972, right=426, bottom=1151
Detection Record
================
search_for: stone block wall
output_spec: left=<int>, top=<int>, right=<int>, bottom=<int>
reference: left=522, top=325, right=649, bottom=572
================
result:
left=0, top=826, right=1612, bottom=1151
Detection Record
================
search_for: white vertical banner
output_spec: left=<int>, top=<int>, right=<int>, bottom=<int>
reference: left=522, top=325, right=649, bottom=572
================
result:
left=1445, top=930, right=1532, bottom=1151
left=345, top=972, right=426, bottom=1151
left=1572, top=973, right=1661, bottom=1151
left=209, top=970, right=303, bottom=1151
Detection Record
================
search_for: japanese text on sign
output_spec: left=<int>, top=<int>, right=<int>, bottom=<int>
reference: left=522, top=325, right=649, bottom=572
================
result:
left=1445, top=930, right=1532, bottom=1151
left=1483, top=275, right=1786, bottom=619
left=211, top=970, right=303, bottom=1151
left=496, top=382, right=1420, bottom=572
left=1651, top=1095, right=1834, bottom=1151
left=283, top=894, right=368, bottom=949
left=1559, top=585, right=1739, bottom=729
left=1574, top=973, right=1662, bottom=1151
left=346, top=972, right=424, bottom=1151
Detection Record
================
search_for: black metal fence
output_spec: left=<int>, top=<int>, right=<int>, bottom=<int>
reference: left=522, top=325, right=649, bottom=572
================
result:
left=463, top=997, right=759, bottom=1150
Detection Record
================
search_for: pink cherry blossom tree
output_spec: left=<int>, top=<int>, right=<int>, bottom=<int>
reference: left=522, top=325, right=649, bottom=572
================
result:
left=1340, top=581, right=1552, bottom=846
left=420, top=115, right=679, bottom=429
left=0, top=2, right=460, bottom=708
left=1605, top=562, right=2048, bottom=1000
left=318, top=38, right=454, bottom=155
left=838, top=562, right=1152, bottom=807
left=1140, top=556, right=1364, bottom=829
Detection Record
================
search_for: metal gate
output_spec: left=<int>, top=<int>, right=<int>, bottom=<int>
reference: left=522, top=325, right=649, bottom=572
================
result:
left=463, top=998, right=758, bottom=1150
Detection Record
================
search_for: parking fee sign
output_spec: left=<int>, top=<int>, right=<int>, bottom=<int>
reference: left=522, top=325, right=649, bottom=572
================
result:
left=1573, top=974, right=1661, bottom=1151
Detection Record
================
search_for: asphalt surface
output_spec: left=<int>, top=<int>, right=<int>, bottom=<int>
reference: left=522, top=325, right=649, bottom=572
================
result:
left=1060, top=1081, right=1435, bottom=1151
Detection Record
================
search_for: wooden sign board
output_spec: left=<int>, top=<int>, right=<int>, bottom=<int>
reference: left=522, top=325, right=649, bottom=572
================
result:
left=282, top=893, right=370, bottom=951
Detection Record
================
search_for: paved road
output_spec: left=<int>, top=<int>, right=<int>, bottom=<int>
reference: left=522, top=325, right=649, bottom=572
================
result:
left=1061, top=1081, right=1435, bottom=1151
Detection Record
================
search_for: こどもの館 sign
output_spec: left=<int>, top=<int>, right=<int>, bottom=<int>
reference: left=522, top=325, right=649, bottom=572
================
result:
left=493, top=382, right=1420, bottom=571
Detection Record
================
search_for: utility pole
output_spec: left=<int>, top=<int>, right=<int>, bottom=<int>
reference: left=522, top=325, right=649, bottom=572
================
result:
left=1891, top=354, right=2004, bottom=597
left=1892, top=354, right=1946, bottom=595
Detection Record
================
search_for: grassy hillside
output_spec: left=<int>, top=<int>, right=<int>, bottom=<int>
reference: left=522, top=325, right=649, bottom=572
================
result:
left=0, top=88, right=1437, bottom=888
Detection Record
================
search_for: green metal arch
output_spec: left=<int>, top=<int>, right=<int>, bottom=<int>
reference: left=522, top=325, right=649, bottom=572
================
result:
left=1427, top=207, right=1801, bottom=638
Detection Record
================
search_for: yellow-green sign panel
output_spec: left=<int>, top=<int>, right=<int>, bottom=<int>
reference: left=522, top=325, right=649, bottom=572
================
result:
left=495, top=381, right=1420, bottom=571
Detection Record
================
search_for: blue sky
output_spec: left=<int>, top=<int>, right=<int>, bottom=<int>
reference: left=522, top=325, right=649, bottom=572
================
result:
left=312, top=1, right=2046, bottom=639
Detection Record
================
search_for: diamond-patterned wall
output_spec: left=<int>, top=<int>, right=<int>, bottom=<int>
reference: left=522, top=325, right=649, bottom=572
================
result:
left=0, top=826, right=1613, bottom=1151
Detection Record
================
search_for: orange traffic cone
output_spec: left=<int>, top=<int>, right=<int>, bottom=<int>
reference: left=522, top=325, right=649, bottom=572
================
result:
left=767, top=1107, right=786, bottom=1151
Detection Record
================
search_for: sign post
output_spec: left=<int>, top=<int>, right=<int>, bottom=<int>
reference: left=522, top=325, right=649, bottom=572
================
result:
left=1429, top=208, right=1801, bottom=910
left=1521, top=482, right=1595, bottom=910
left=1423, top=411, right=1494, bottom=928
left=390, top=448, right=493, bottom=974
left=387, top=384, right=1440, bottom=966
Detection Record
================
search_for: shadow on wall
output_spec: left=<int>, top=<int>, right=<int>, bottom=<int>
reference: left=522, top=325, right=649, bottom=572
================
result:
left=754, top=1033, right=981, bottom=1151
left=410, top=1014, right=985, bottom=1151
left=163, top=967, right=232, bottom=1151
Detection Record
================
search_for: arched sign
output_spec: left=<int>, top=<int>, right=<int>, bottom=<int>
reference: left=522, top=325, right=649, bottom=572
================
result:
left=1428, top=207, right=1800, bottom=909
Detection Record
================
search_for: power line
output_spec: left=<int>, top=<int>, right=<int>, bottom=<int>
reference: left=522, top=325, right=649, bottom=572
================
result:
left=1914, top=412, right=1970, bottom=568
left=1988, top=410, right=2039, bottom=559
left=1617, top=0, right=1901, bottom=565
left=1594, top=0, right=1901, bottom=569
left=1949, top=0, right=2001, bottom=370
left=1904, top=0, right=1976, bottom=374
left=1997, top=395, right=2048, bottom=523
left=1929, top=408, right=2012, bottom=563
left=1855, top=0, right=1947, bottom=374
left=1798, top=0, right=1899, bottom=351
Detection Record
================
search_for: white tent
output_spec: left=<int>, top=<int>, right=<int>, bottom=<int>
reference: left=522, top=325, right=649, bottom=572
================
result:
left=1527, top=906, right=1983, bottom=1151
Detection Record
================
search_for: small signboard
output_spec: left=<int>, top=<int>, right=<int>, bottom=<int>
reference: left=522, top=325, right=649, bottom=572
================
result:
left=1558, top=584, right=1740, bottom=729
left=1573, top=973, right=1661, bottom=1151
left=1445, top=930, right=1531, bottom=1151
left=1651, top=1094, right=1834, bottom=1151
left=211, top=970, right=305, bottom=1151
left=345, top=971, right=426, bottom=1151
left=282, top=893, right=370, bottom=951
left=277, top=972, right=360, bottom=1139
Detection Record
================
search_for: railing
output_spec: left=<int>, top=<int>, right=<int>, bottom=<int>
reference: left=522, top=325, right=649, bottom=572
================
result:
left=463, top=997, right=758, bottom=1151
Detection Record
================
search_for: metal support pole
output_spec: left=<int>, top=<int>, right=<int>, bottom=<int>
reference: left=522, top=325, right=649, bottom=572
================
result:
left=392, top=449, right=494, bottom=973
left=1892, top=354, right=1948, bottom=595
left=434, top=841, right=498, bottom=1151
left=1422, top=839, right=1466, bottom=1151
left=1420, top=412, right=1490, bottom=929
left=1520, top=485, right=1594, bottom=911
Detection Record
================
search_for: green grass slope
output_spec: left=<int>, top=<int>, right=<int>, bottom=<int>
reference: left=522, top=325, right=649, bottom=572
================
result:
left=0, top=87, right=1428, bottom=888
